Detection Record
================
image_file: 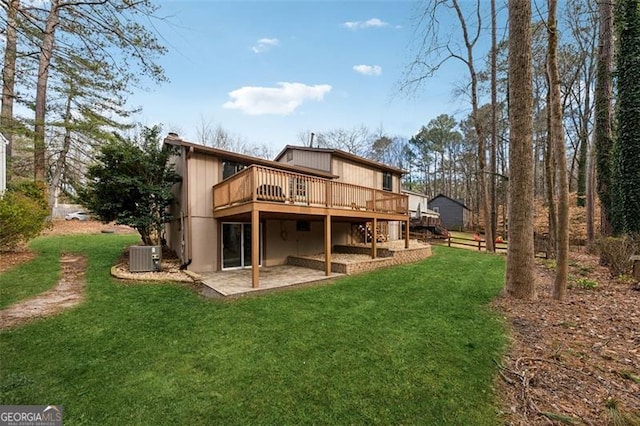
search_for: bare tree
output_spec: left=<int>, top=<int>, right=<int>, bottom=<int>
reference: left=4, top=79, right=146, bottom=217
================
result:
left=296, top=130, right=316, bottom=147
left=490, top=0, right=498, bottom=245
left=315, top=125, right=370, bottom=156
left=548, top=0, right=570, bottom=300
left=404, top=0, right=494, bottom=250
left=505, top=0, right=536, bottom=300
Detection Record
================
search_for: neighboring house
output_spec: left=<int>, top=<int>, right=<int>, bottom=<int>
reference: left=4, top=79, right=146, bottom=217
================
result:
left=402, top=189, right=440, bottom=223
left=164, top=135, right=410, bottom=288
left=428, top=194, right=472, bottom=231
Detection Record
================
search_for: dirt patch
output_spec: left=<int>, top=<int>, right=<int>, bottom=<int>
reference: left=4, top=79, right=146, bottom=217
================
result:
left=0, top=220, right=138, bottom=272
left=0, top=250, right=36, bottom=273
left=494, top=252, right=640, bottom=425
left=0, top=254, right=87, bottom=330
left=42, top=219, right=137, bottom=236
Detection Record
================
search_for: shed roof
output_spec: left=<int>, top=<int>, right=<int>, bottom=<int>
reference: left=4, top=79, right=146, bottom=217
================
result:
left=429, top=193, right=472, bottom=211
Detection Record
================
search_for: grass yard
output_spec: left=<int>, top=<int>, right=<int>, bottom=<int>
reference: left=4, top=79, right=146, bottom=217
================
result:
left=1, top=234, right=507, bottom=425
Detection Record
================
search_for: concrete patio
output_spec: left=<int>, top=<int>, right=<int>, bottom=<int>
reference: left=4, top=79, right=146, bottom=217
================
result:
left=199, top=265, right=344, bottom=297
left=197, top=240, right=432, bottom=297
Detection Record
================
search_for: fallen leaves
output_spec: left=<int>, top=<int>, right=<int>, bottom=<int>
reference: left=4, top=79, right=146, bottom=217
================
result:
left=494, top=251, right=640, bottom=425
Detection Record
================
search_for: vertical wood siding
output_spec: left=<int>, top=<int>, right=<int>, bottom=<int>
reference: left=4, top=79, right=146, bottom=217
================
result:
left=189, top=152, right=219, bottom=218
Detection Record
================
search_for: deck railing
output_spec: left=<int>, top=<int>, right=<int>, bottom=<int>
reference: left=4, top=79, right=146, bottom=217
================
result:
left=212, top=165, right=408, bottom=215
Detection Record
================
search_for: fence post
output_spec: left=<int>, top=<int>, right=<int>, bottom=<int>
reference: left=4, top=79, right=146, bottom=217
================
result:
left=448, top=236, right=451, bottom=247
left=478, top=239, right=482, bottom=251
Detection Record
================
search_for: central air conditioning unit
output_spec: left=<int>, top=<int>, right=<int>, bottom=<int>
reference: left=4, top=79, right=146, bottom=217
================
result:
left=129, top=245, right=162, bottom=272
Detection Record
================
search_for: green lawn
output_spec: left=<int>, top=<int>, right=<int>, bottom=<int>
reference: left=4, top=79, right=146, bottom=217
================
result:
left=1, top=235, right=507, bottom=425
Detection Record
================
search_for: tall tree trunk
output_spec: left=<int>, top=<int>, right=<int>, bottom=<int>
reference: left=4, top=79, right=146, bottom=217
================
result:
left=490, top=0, right=498, bottom=245
left=49, top=88, right=74, bottom=208
left=548, top=0, right=569, bottom=301
left=545, top=124, right=557, bottom=258
left=34, top=0, right=61, bottom=183
left=586, top=133, right=596, bottom=248
left=595, top=0, right=614, bottom=236
left=452, top=0, right=494, bottom=249
left=506, top=0, right=535, bottom=299
left=576, top=87, right=591, bottom=207
left=1, top=0, right=19, bottom=164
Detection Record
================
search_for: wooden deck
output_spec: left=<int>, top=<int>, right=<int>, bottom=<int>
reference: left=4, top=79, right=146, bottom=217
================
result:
left=212, top=165, right=408, bottom=219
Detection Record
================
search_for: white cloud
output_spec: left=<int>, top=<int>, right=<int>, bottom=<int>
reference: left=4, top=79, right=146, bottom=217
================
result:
left=353, top=64, right=382, bottom=76
left=343, top=18, right=389, bottom=30
left=251, top=38, right=280, bottom=53
left=223, top=82, right=332, bottom=115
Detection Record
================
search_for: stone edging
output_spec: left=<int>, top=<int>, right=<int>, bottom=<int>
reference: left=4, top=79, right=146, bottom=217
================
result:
left=110, top=263, right=196, bottom=283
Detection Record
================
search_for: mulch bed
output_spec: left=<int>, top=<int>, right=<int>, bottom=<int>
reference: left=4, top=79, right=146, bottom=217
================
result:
left=493, top=252, right=640, bottom=425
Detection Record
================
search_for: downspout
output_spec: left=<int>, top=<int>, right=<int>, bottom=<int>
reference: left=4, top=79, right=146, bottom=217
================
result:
left=180, top=146, right=194, bottom=270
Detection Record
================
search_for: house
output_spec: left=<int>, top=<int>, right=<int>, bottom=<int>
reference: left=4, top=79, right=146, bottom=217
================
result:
left=428, top=194, right=472, bottom=231
left=402, top=189, right=440, bottom=224
left=163, top=135, right=412, bottom=288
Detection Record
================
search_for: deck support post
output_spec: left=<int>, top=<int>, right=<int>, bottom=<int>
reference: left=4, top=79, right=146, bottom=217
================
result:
left=405, top=218, right=410, bottom=249
left=251, top=208, right=260, bottom=288
left=372, top=217, right=377, bottom=259
left=324, top=214, right=332, bottom=276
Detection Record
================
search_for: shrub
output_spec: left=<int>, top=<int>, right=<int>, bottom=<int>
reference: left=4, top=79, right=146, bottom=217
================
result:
left=79, top=126, right=180, bottom=246
left=597, top=235, right=640, bottom=276
left=0, top=181, right=50, bottom=250
left=575, top=277, right=598, bottom=289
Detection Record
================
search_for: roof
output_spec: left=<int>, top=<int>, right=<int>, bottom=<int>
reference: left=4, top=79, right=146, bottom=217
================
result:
left=164, top=136, right=337, bottom=179
left=429, top=193, right=472, bottom=211
left=274, top=145, right=406, bottom=175
left=402, top=189, right=431, bottom=198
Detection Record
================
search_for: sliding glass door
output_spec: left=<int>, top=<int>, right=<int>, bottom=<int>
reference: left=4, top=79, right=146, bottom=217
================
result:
left=222, top=223, right=261, bottom=269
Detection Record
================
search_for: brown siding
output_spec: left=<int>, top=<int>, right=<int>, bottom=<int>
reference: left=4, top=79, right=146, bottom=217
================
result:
left=392, top=175, right=400, bottom=192
left=186, top=152, right=220, bottom=271
left=189, top=152, right=219, bottom=218
left=332, top=158, right=377, bottom=187
left=264, top=219, right=351, bottom=266
left=293, top=150, right=331, bottom=171
left=189, top=217, right=217, bottom=272
left=276, top=148, right=331, bottom=171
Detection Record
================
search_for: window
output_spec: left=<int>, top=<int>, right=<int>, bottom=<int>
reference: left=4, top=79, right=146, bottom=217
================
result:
left=222, top=161, right=246, bottom=180
left=432, top=206, right=439, bottom=213
left=296, top=220, right=311, bottom=232
left=382, top=172, right=393, bottom=191
left=289, top=177, right=307, bottom=198
left=286, top=151, right=293, bottom=161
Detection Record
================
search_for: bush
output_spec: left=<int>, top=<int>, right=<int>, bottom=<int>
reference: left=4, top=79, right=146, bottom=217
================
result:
left=0, top=181, right=50, bottom=250
left=597, top=234, right=640, bottom=276
left=79, top=126, right=180, bottom=246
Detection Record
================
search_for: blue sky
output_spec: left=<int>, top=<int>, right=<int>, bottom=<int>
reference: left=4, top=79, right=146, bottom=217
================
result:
left=130, top=0, right=494, bottom=151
